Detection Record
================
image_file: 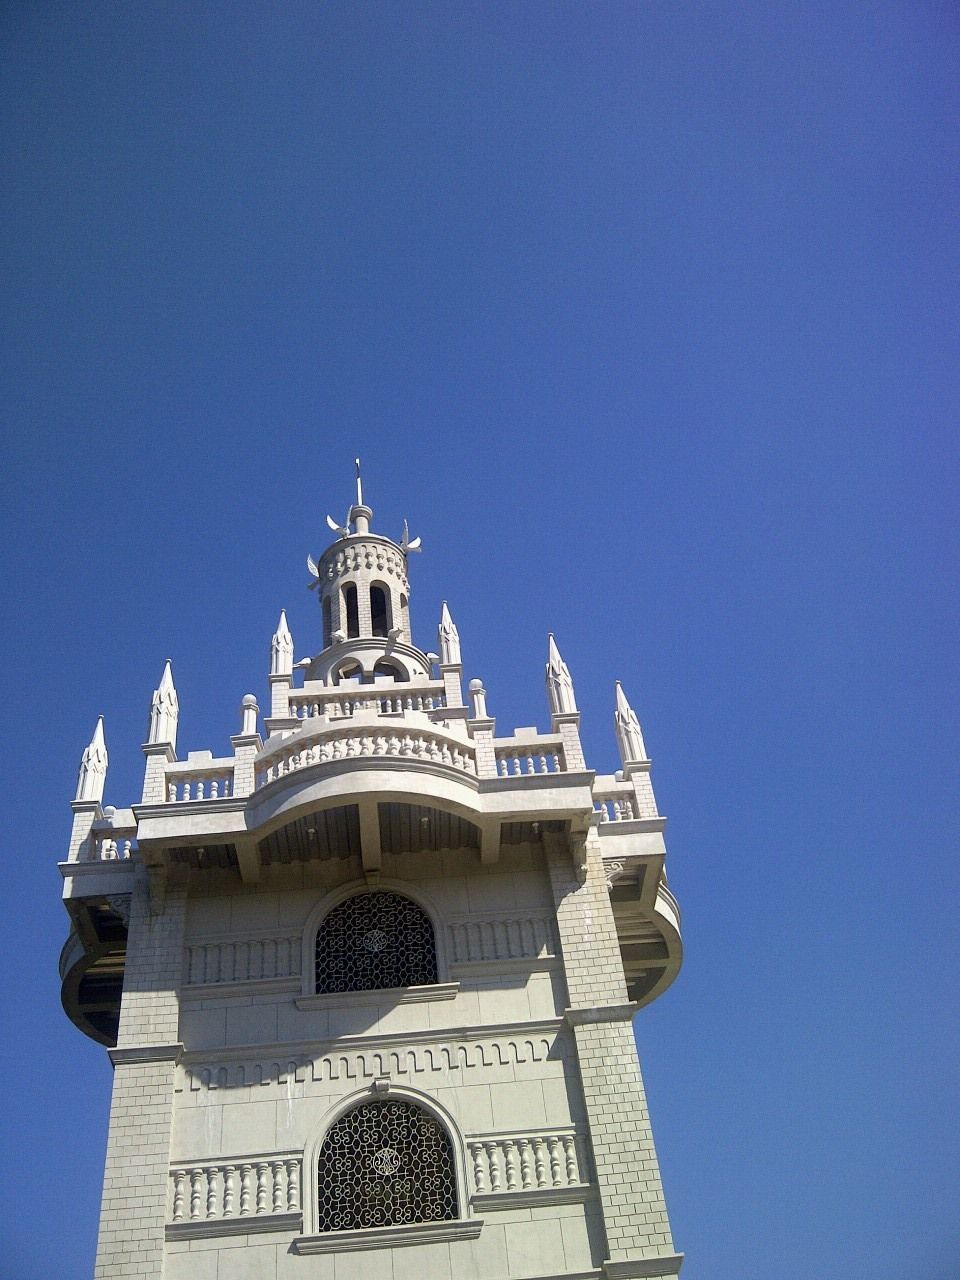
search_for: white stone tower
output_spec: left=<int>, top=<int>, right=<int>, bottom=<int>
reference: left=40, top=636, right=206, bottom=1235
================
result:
left=60, top=476, right=684, bottom=1280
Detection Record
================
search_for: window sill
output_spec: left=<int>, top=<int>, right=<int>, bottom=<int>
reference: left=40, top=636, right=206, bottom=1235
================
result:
left=292, top=1216, right=483, bottom=1253
left=295, top=982, right=460, bottom=1011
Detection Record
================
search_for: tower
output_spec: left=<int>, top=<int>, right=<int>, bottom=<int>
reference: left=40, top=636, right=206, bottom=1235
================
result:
left=60, top=480, right=684, bottom=1280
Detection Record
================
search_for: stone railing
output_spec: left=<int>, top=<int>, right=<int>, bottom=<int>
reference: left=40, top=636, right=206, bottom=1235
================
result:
left=169, top=1153, right=301, bottom=1225
left=288, top=685, right=447, bottom=720
left=467, top=1129, right=589, bottom=1195
left=184, top=931, right=302, bottom=986
left=257, top=725, right=477, bottom=788
left=446, top=913, right=558, bottom=965
left=166, top=762, right=235, bottom=803
left=494, top=738, right=564, bottom=777
left=87, top=829, right=137, bottom=861
left=593, top=785, right=639, bottom=823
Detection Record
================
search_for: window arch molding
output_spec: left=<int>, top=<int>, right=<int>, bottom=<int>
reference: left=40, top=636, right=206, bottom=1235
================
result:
left=299, top=878, right=451, bottom=999
left=295, top=1084, right=479, bottom=1253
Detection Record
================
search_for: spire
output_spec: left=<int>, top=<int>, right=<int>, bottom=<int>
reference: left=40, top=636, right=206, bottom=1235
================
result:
left=545, top=634, right=577, bottom=715
left=148, top=660, right=179, bottom=749
left=614, top=681, right=647, bottom=765
left=438, top=601, right=461, bottom=666
left=270, top=609, right=294, bottom=677
left=75, top=716, right=108, bottom=802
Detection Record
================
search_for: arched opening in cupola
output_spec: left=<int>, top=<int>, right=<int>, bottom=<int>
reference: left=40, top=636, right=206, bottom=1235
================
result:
left=342, top=583, right=359, bottom=639
left=370, top=583, right=390, bottom=637
left=373, top=659, right=405, bottom=682
left=322, top=596, right=332, bottom=647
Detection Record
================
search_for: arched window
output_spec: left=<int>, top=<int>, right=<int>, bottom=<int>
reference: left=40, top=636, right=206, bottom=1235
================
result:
left=334, top=662, right=363, bottom=685
left=322, top=596, right=332, bottom=647
left=316, top=1099, right=457, bottom=1232
left=342, top=583, right=359, bottom=639
left=373, top=659, right=403, bottom=682
left=370, top=583, right=390, bottom=637
left=315, top=891, right=438, bottom=993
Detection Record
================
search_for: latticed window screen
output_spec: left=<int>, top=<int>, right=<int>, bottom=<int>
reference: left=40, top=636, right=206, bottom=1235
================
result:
left=317, top=1100, right=458, bottom=1231
left=315, top=891, right=438, bottom=993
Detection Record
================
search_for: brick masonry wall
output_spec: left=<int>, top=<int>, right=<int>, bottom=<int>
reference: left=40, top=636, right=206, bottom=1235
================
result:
left=547, top=836, right=676, bottom=1265
left=94, top=868, right=186, bottom=1279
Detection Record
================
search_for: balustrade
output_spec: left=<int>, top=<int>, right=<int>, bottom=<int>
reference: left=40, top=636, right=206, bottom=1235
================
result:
left=169, top=1155, right=301, bottom=1225
left=166, top=771, right=234, bottom=803
left=593, top=790, right=638, bottom=822
left=446, top=914, right=557, bottom=964
left=90, top=831, right=136, bottom=861
left=257, top=725, right=476, bottom=788
left=494, top=744, right=563, bottom=777
left=287, top=687, right=447, bottom=720
left=467, top=1131, right=587, bottom=1197
left=184, top=932, right=301, bottom=985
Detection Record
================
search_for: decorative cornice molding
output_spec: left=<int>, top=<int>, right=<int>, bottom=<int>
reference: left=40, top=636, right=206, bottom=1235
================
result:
left=166, top=1212, right=301, bottom=1241
left=449, top=956, right=559, bottom=977
left=110, top=1042, right=183, bottom=1066
left=602, top=1255, right=684, bottom=1278
left=564, top=1004, right=640, bottom=1026
left=179, top=1017, right=566, bottom=1066
left=182, top=976, right=300, bottom=1002
left=295, top=982, right=460, bottom=1012
left=292, top=1217, right=483, bottom=1254
left=471, top=1184, right=595, bottom=1211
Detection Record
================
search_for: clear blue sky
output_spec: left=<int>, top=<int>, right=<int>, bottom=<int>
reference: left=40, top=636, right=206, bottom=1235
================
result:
left=1, top=4, right=957, bottom=1278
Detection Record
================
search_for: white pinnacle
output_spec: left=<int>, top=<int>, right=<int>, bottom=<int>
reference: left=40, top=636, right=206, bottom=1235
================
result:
left=271, top=609, right=294, bottom=677
left=545, top=634, right=577, bottom=715
left=148, top=660, right=179, bottom=750
left=614, top=681, right=647, bottom=765
left=75, top=715, right=108, bottom=802
left=438, top=601, right=461, bottom=666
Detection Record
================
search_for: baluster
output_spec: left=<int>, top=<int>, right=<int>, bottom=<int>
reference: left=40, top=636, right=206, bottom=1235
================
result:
left=256, top=1162, right=269, bottom=1213
left=272, top=1161, right=285, bottom=1213
left=239, top=1164, right=253, bottom=1215
left=498, top=755, right=508, bottom=777
left=167, top=782, right=177, bottom=802
left=206, top=1165, right=219, bottom=1218
left=503, top=1139, right=518, bottom=1190
left=469, top=1142, right=486, bottom=1192
left=562, top=1135, right=578, bottom=1184
left=285, top=1158, right=300, bottom=1211
left=171, top=1169, right=187, bottom=1222
left=211, top=778, right=220, bottom=799
left=533, top=1137, right=547, bottom=1188
left=525, top=752, right=535, bottom=774
left=485, top=1142, right=502, bottom=1191
left=547, top=1137, right=562, bottom=1187
left=518, top=1138, right=533, bottom=1189
left=189, top=1168, right=204, bottom=1220
left=223, top=1166, right=236, bottom=1216
left=552, top=752, right=561, bottom=771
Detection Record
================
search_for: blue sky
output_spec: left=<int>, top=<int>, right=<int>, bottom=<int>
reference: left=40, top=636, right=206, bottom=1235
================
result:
left=1, top=3, right=957, bottom=1277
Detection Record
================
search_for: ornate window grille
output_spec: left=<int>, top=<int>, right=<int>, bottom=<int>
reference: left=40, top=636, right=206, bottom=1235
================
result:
left=316, top=1100, right=458, bottom=1231
left=315, top=891, right=438, bottom=994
